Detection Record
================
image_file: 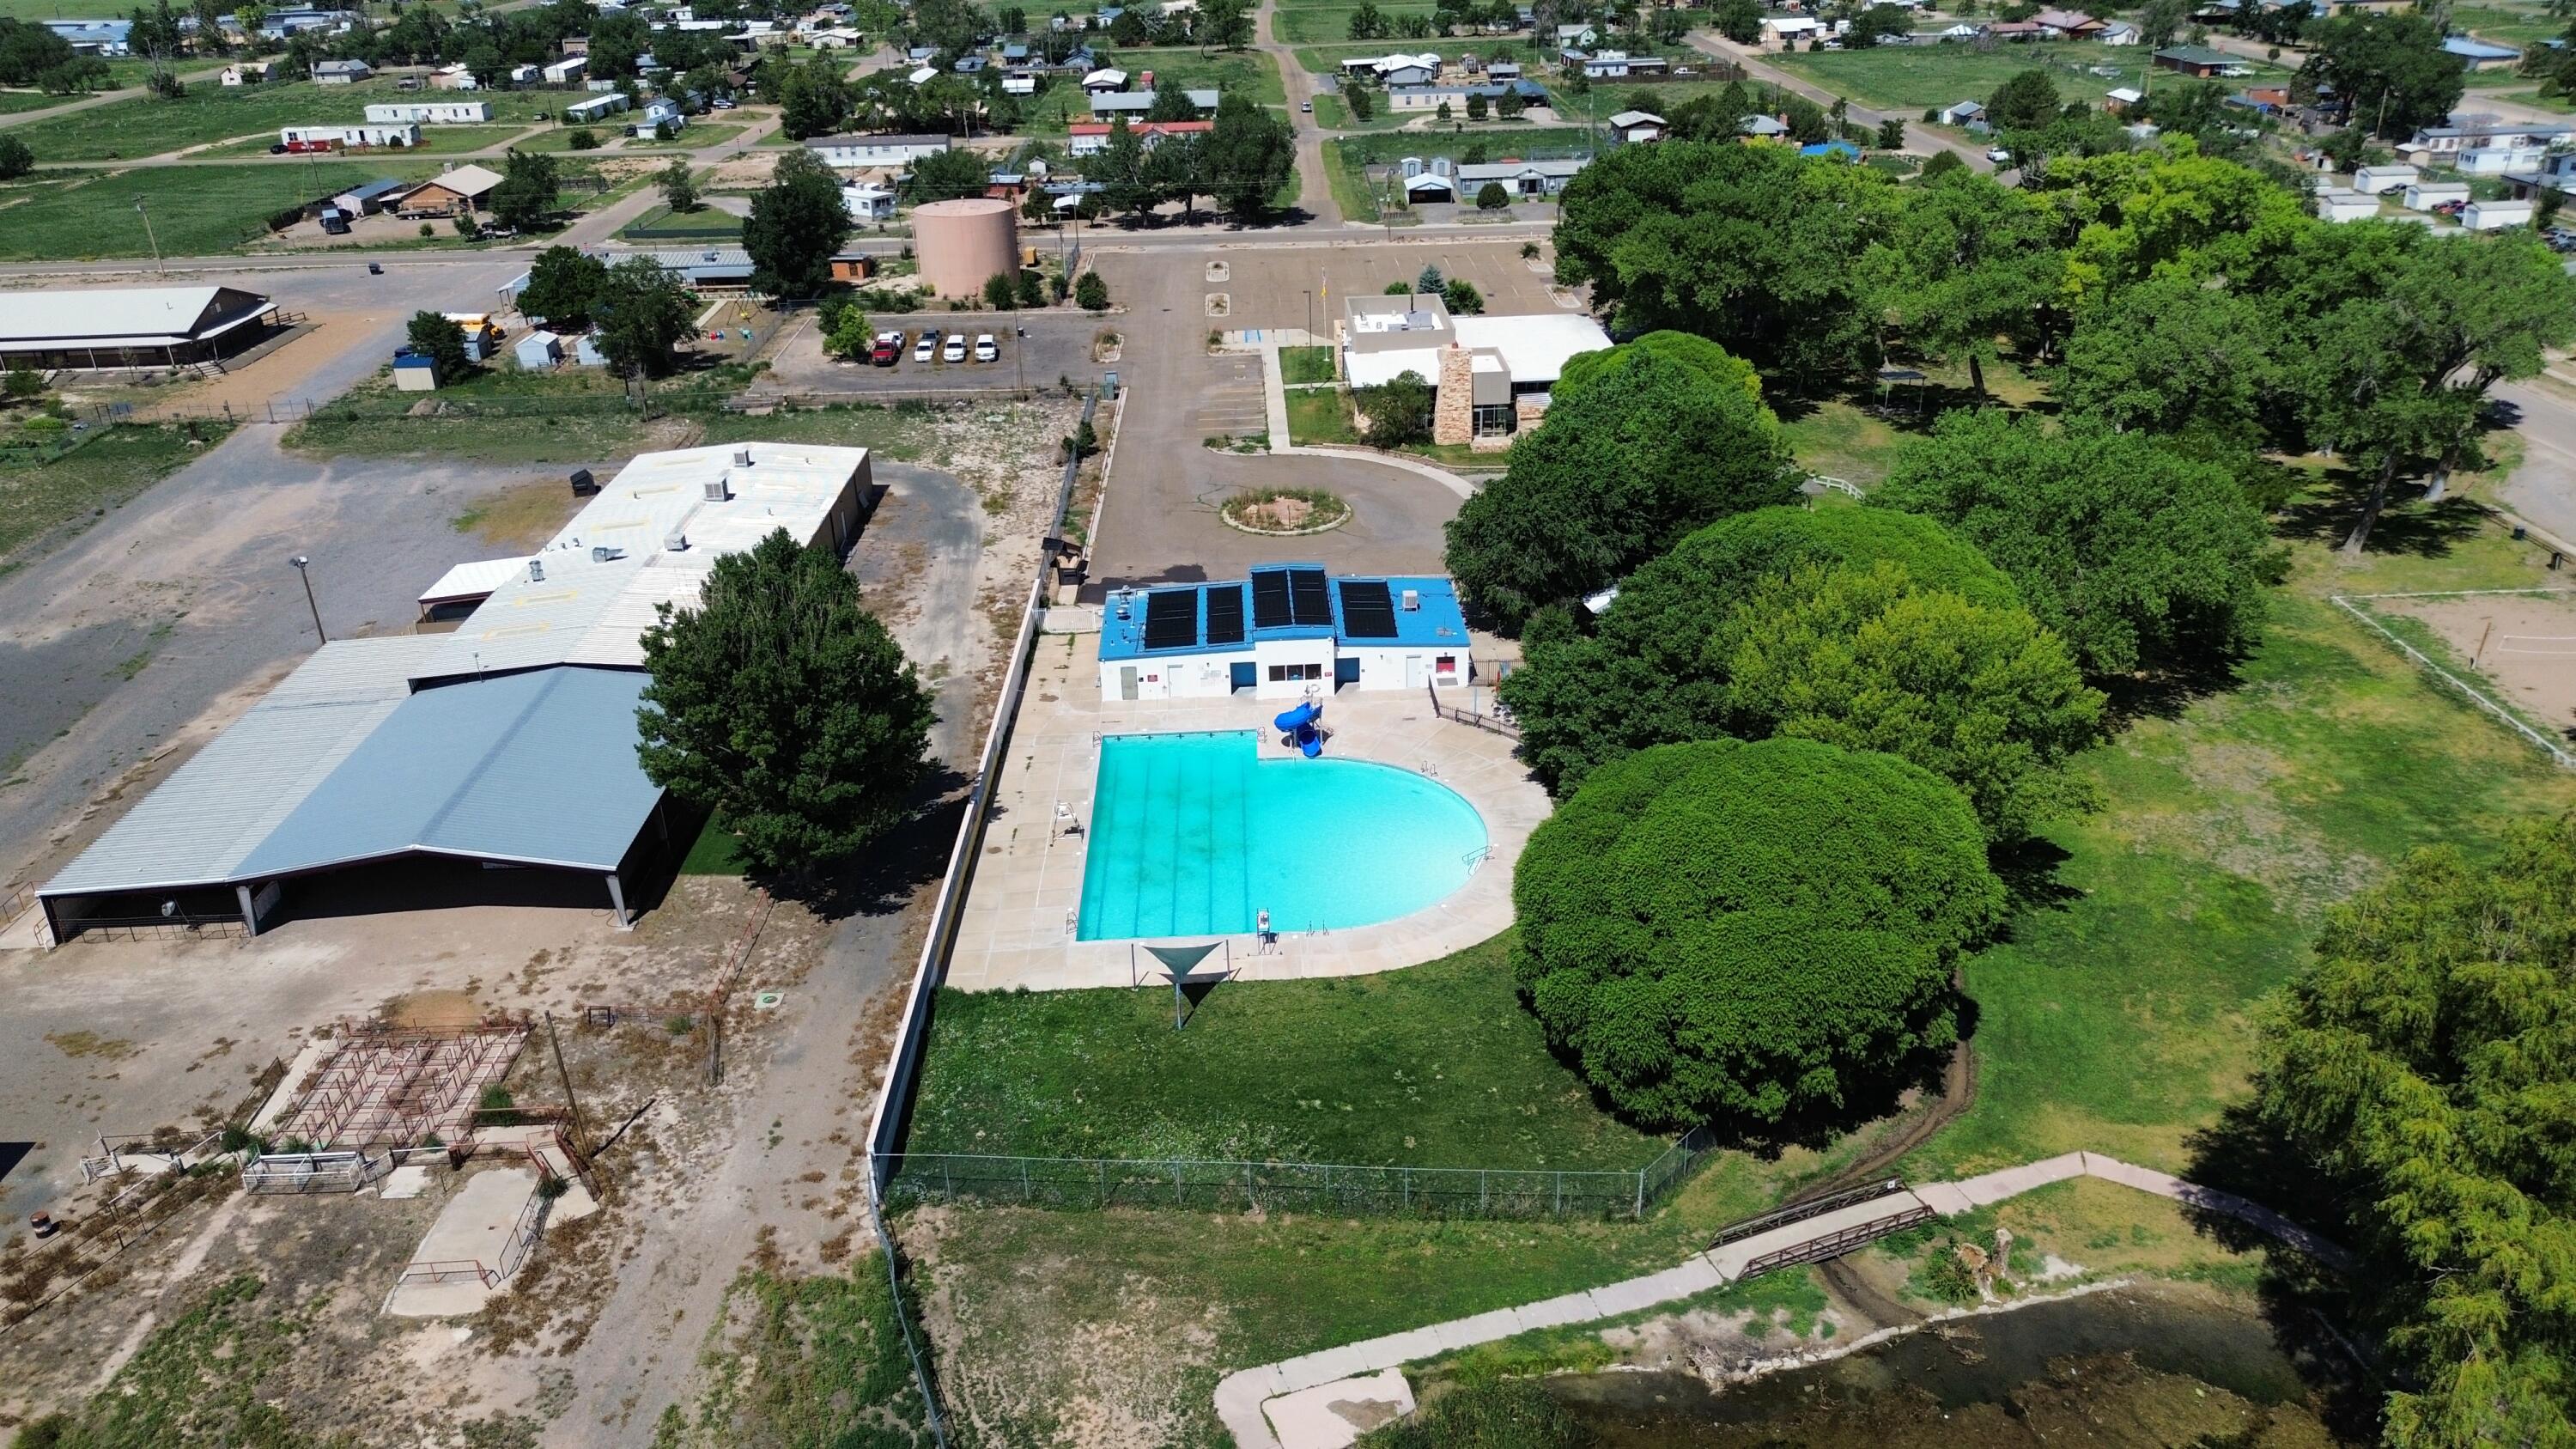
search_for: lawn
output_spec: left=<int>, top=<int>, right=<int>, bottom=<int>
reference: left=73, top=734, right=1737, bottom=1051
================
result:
left=1772, top=40, right=2174, bottom=113
left=0, top=88, right=71, bottom=114
left=0, top=162, right=438, bottom=260
left=1275, top=4, right=1438, bottom=43
left=907, top=937, right=1670, bottom=1170
left=1279, top=344, right=1337, bottom=384
left=2452, top=0, right=2561, bottom=45
left=4, top=77, right=564, bottom=161
left=1284, top=384, right=1359, bottom=444
left=1094, top=46, right=1289, bottom=107
left=0, top=421, right=228, bottom=572
left=615, top=120, right=747, bottom=149
left=621, top=203, right=744, bottom=240
left=202, top=123, right=543, bottom=158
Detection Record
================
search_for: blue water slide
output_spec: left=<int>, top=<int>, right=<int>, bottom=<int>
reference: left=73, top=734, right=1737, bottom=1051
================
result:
left=1273, top=700, right=1320, bottom=732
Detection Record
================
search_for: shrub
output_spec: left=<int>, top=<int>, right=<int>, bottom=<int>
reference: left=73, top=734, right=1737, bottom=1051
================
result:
left=568, top=127, right=599, bottom=149
left=1475, top=180, right=1510, bottom=210
left=1073, top=270, right=1109, bottom=310
left=1512, top=737, right=2002, bottom=1129
left=1354, top=369, right=1434, bottom=446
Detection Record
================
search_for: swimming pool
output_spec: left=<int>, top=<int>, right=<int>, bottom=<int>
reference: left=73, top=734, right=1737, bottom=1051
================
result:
left=1075, top=730, right=1489, bottom=941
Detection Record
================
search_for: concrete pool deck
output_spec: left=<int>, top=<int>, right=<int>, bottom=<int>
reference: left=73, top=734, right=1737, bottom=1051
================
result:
left=944, top=629, right=1548, bottom=993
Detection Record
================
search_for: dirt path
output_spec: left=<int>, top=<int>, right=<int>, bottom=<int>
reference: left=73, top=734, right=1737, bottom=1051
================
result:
left=1255, top=0, right=1342, bottom=223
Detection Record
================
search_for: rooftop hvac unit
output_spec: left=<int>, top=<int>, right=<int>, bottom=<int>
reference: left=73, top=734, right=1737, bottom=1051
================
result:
left=527, top=558, right=545, bottom=582
left=664, top=529, right=689, bottom=551
left=1401, top=588, right=1419, bottom=611
left=732, top=447, right=752, bottom=466
left=591, top=545, right=625, bottom=562
left=703, top=478, right=730, bottom=502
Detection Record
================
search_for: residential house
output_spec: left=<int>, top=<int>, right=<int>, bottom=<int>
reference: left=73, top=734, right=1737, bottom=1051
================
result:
left=1936, top=99, right=1984, bottom=125
left=1762, top=15, right=1821, bottom=43
left=2032, top=9, right=2107, bottom=37
left=398, top=163, right=507, bottom=216
left=2099, top=21, right=2142, bottom=43
left=331, top=177, right=410, bottom=214
left=429, top=63, right=480, bottom=90
left=841, top=184, right=897, bottom=219
left=562, top=92, right=628, bottom=124
left=313, top=58, right=372, bottom=83
left=543, top=56, right=587, bottom=83
left=221, top=60, right=274, bottom=84
left=2442, top=35, right=2521, bottom=70
left=1066, top=119, right=1211, bottom=155
left=2459, top=143, right=2546, bottom=174
left=1082, top=66, right=1129, bottom=91
left=806, top=132, right=954, bottom=167
left=1932, top=22, right=1984, bottom=40
left=1580, top=51, right=1668, bottom=78
left=2464, top=197, right=2536, bottom=228
left=367, top=100, right=495, bottom=125
left=278, top=123, right=422, bottom=149
left=2104, top=86, right=2142, bottom=112
left=1386, top=79, right=1547, bottom=113
left=561, top=33, right=590, bottom=56
left=41, top=19, right=129, bottom=54
left=1741, top=113, right=1790, bottom=137
left=2315, top=189, right=2378, bottom=222
left=1986, top=19, right=2048, bottom=39
left=629, top=97, right=684, bottom=136
left=1455, top=155, right=1586, bottom=195
left=2403, top=179, right=2471, bottom=210
left=1607, top=108, right=1665, bottom=143
left=1002, top=70, right=1039, bottom=94
left=1340, top=292, right=1612, bottom=446
left=2153, top=45, right=2233, bottom=77
left=507, top=63, right=538, bottom=85
left=1554, top=22, right=1597, bottom=45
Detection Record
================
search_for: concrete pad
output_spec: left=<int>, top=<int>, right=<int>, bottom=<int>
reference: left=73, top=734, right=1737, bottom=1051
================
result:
left=379, top=1165, right=432, bottom=1200
left=384, top=1166, right=535, bottom=1318
left=1913, top=1181, right=1977, bottom=1217
left=1278, top=1342, right=1375, bottom=1387
left=1349, top=1327, right=1444, bottom=1375
left=1263, top=1369, right=1415, bottom=1449
left=1586, top=1257, right=1721, bottom=1315
left=1430, top=1306, right=1526, bottom=1352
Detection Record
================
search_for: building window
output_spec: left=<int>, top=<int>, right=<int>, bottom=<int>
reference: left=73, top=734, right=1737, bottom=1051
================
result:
left=1267, top=662, right=1322, bottom=682
left=1435, top=654, right=1459, bottom=679
left=1472, top=403, right=1515, bottom=437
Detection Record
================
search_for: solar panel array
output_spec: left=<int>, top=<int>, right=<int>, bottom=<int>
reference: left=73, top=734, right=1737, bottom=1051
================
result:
left=1142, top=588, right=1199, bottom=650
left=1288, top=568, right=1333, bottom=625
left=1337, top=580, right=1398, bottom=639
left=1204, top=584, right=1246, bottom=645
left=1250, top=569, right=1292, bottom=630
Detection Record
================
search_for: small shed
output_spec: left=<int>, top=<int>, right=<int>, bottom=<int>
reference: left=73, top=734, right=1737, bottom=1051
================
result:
left=2315, top=189, right=2378, bottom=222
left=573, top=333, right=608, bottom=367
left=1403, top=171, right=1458, bottom=201
left=513, top=331, right=563, bottom=369
left=2403, top=180, right=2471, bottom=210
left=2465, top=198, right=2536, bottom=230
left=2352, top=163, right=2416, bottom=194
left=392, top=348, right=438, bottom=391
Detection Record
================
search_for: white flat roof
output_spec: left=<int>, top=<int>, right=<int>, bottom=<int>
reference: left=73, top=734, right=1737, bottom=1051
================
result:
left=418, top=555, right=533, bottom=605
left=1343, top=313, right=1612, bottom=389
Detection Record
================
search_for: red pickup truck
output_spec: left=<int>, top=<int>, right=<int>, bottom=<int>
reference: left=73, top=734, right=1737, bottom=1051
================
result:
left=869, top=331, right=902, bottom=366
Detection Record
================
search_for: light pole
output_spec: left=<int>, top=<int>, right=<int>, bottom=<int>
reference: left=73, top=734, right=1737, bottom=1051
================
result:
left=1303, top=288, right=1311, bottom=344
left=289, top=555, right=325, bottom=643
left=134, top=198, right=165, bottom=277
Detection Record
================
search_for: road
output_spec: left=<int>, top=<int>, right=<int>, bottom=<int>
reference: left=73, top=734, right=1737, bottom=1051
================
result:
left=2495, top=378, right=2576, bottom=548
left=0, top=62, right=229, bottom=132
left=1255, top=0, right=1344, bottom=222
left=1683, top=30, right=1999, bottom=174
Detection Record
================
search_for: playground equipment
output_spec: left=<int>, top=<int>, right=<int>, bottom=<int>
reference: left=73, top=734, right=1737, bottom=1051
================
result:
left=1273, top=700, right=1324, bottom=758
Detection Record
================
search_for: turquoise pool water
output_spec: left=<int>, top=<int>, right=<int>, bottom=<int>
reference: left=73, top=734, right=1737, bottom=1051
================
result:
left=1076, top=730, right=1490, bottom=941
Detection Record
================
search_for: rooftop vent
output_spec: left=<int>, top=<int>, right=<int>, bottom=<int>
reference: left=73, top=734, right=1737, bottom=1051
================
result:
left=528, top=558, right=545, bottom=583
left=591, top=545, right=626, bottom=563
left=702, top=478, right=730, bottom=502
left=1401, top=588, right=1420, bottom=612
left=732, top=447, right=752, bottom=466
left=664, top=529, right=689, bottom=552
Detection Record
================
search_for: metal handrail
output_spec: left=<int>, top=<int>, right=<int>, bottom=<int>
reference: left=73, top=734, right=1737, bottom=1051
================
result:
left=1711, top=1177, right=1908, bottom=1247
left=1740, top=1204, right=1938, bottom=1279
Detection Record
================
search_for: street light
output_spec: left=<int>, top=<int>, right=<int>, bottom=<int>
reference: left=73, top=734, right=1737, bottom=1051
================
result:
left=1303, top=289, right=1311, bottom=344
left=134, top=198, right=164, bottom=277
left=289, top=555, right=325, bottom=644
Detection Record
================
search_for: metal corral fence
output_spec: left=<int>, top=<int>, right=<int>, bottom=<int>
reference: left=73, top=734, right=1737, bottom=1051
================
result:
left=888, top=1154, right=1662, bottom=1219
left=2333, top=590, right=2576, bottom=770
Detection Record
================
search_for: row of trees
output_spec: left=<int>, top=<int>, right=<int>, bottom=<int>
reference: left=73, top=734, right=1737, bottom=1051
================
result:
left=1549, top=141, right=2576, bottom=554
left=0, top=16, right=112, bottom=93
left=1078, top=98, right=1298, bottom=222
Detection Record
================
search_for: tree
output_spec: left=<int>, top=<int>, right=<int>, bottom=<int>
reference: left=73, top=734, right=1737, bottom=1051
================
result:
left=1712, top=0, right=1762, bottom=41
left=777, top=58, right=852, bottom=138
left=404, top=310, right=471, bottom=384
left=1444, top=343, right=1795, bottom=633
left=1354, top=368, right=1434, bottom=445
left=2139, top=0, right=2190, bottom=45
left=1878, top=410, right=2277, bottom=677
left=1086, top=117, right=1159, bottom=217
left=0, top=134, right=30, bottom=181
left=587, top=7, right=651, bottom=76
left=1500, top=504, right=2020, bottom=794
left=824, top=302, right=875, bottom=359
left=2257, top=813, right=2576, bottom=1447
left=1349, top=0, right=1388, bottom=37
left=1985, top=67, right=2061, bottom=132
left=1875, top=116, right=1906, bottom=149
left=2300, top=11, right=2463, bottom=141
left=1200, top=0, right=1252, bottom=49
left=744, top=148, right=852, bottom=298
left=1442, top=277, right=1483, bottom=314
left=1073, top=269, right=1109, bottom=310
left=908, top=143, right=992, bottom=200
left=1203, top=90, right=1295, bottom=216
left=1884, top=167, right=2069, bottom=393
left=0, top=19, right=76, bottom=87
left=981, top=271, right=1017, bottom=310
left=1342, top=80, right=1374, bottom=120
left=638, top=530, right=935, bottom=874
left=3, top=367, right=43, bottom=401
left=489, top=147, right=560, bottom=233
left=590, top=257, right=695, bottom=378
left=1465, top=89, right=1488, bottom=120
left=1553, top=139, right=1898, bottom=384
left=659, top=158, right=699, bottom=213
left=1513, top=737, right=2002, bottom=1130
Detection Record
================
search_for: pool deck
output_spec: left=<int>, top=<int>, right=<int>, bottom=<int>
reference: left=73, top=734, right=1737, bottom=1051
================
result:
left=945, top=629, right=1548, bottom=993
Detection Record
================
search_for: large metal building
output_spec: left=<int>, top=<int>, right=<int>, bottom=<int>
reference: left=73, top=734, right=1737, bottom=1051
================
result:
left=0, top=286, right=278, bottom=371
left=39, top=442, right=877, bottom=941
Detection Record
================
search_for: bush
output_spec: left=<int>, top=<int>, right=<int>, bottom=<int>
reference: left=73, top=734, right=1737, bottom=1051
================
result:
left=1356, top=1379, right=1595, bottom=1447
left=0, top=135, right=31, bottom=181
left=568, top=127, right=599, bottom=149
left=1475, top=180, right=1510, bottom=210
left=6, top=368, right=48, bottom=402
left=1512, top=737, right=2002, bottom=1129
left=1443, top=278, right=1483, bottom=314
left=1354, top=369, right=1434, bottom=446
left=1072, top=270, right=1109, bottom=311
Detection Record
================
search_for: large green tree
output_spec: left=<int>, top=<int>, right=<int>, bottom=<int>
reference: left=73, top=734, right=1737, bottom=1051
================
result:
left=1886, top=167, right=2070, bottom=392
left=1444, top=342, right=1795, bottom=633
left=1513, top=737, right=2003, bottom=1130
left=637, top=530, right=936, bottom=874
left=517, top=245, right=609, bottom=332
left=590, top=256, right=696, bottom=379
left=2258, top=813, right=2576, bottom=1447
left=1985, top=67, right=2062, bottom=132
left=2298, top=10, right=2464, bottom=141
left=1201, top=90, right=1295, bottom=217
left=2058, top=268, right=2276, bottom=452
left=404, top=309, right=471, bottom=384
left=1876, top=410, right=2280, bottom=678
left=906, top=143, right=992, bottom=201
left=1551, top=140, right=1899, bottom=384
left=776, top=58, right=853, bottom=138
left=744, top=147, right=853, bottom=298
left=488, top=147, right=561, bottom=233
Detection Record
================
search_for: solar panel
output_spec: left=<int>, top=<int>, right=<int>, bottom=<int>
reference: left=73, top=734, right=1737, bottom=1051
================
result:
left=1289, top=568, right=1334, bottom=626
left=1204, top=584, right=1246, bottom=645
left=1142, top=588, right=1199, bottom=650
left=1250, top=569, right=1292, bottom=630
left=1337, top=580, right=1398, bottom=639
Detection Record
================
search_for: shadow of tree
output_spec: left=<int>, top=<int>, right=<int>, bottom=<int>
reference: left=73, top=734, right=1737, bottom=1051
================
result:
left=749, top=762, right=973, bottom=922
left=2275, top=466, right=2487, bottom=557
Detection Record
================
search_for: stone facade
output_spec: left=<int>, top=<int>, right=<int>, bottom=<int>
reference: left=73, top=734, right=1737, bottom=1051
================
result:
left=1432, top=343, right=1473, bottom=446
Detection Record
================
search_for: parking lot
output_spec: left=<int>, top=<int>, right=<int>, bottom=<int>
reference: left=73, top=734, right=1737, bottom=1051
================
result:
left=758, top=307, right=1114, bottom=398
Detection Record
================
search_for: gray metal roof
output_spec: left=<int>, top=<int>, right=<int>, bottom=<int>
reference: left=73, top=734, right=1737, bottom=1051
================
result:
left=0, top=285, right=270, bottom=348
left=43, top=636, right=440, bottom=897
left=233, top=665, right=664, bottom=878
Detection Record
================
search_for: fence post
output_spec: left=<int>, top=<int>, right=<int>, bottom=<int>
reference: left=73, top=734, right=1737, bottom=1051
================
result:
left=943, top=1158, right=952, bottom=1197
left=1555, top=1172, right=1563, bottom=1216
left=1022, top=1157, right=1030, bottom=1203
left=1402, top=1166, right=1410, bottom=1212
left=1173, top=1160, right=1182, bottom=1205
left=1634, top=1167, right=1646, bottom=1220
left=1098, top=1158, right=1107, bottom=1206
left=1481, top=1169, right=1489, bottom=1215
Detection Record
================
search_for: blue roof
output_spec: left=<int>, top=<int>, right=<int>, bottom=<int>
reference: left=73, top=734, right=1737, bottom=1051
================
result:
left=1099, top=569, right=1470, bottom=661
left=235, top=666, right=665, bottom=878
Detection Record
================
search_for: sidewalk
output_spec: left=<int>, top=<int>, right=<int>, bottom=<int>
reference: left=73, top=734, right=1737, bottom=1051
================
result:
left=1215, top=1150, right=2347, bottom=1449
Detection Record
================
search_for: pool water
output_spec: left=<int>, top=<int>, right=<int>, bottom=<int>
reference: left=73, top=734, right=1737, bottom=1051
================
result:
left=1076, top=730, right=1489, bottom=941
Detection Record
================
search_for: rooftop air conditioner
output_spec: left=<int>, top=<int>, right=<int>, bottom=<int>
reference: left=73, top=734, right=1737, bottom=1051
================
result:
left=664, top=529, right=689, bottom=551
left=592, top=545, right=625, bottom=562
left=732, top=447, right=752, bottom=466
left=703, top=478, right=730, bottom=502
left=1401, top=588, right=1420, bottom=612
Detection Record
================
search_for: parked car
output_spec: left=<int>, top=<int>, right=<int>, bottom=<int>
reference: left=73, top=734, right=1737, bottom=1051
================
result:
left=913, top=329, right=938, bottom=362
left=1986, top=146, right=2012, bottom=163
left=871, top=330, right=902, bottom=364
left=1299, top=98, right=1311, bottom=113
left=714, top=96, right=737, bottom=109
left=973, top=332, right=997, bottom=362
left=942, top=333, right=968, bottom=362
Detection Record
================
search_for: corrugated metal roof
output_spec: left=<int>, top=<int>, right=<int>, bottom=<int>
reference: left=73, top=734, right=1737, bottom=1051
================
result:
left=0, top=286, right=266, bottom=348
left=417, top=556, right=533, bottom=605
left=42, top=636, right=443, bottom=897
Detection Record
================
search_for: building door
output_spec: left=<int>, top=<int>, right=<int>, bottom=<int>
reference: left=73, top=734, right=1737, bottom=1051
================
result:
left=1230, top=661, right=1257, bottom=693
left=1334, top=657, right=1361, bottom=690
left=1120, top=666, right=1139, bottom=700
left=1404, top=654, right=1427, bottom=688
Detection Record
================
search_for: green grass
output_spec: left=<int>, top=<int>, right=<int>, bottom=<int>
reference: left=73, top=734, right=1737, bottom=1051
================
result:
left=652, top=1260, right=933, bottom=1449
left=616, top=120, right=747, bottom=149
left=0, top=88, right=73, bottom=114
left=1779, top=399, right=1909, bottom=488
left=1094, top=46, right=1289, bottom=108
left=18, top=1274, right=337, bottom=1447
left=621, top=203, right=744, bottom=240
left=1279, top=344, right=1336, bottom=384
left=678, top=815, right=746, bottom=875
left=1771, top=41, right=2186, bottom=113
left=1284, top=384, right=1360, bottom=445
left=909, top=937, right=1668, bottom=1169
left=2452, top=0, right=2561, bottom=45
left=0, top=421, right=228, bottom=570
left=1274, top=4, right=1437, bottom=42
left=3, top=77, right=546, bottom=160
left=200, top=123, right=542, bottom=158
left=0, top=161, right=437, bottom=260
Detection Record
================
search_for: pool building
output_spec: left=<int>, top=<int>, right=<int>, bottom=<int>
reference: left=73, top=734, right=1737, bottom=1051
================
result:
left=1097, top=566, right=1472, bottom=701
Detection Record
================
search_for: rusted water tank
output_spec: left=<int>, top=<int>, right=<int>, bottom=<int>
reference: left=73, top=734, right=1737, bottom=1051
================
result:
left=911, top=197, right=1019, bottom=299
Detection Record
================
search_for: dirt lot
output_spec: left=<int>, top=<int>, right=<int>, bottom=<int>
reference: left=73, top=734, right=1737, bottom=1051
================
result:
left=53, top=314, right=384, bottom=421
left=2377, top=588, right=2576, bottom=731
